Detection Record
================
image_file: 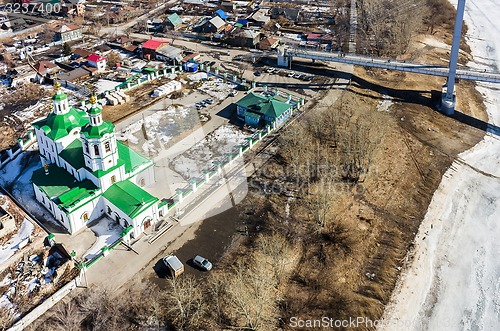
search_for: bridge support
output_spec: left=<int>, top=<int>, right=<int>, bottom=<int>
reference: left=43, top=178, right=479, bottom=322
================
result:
left=440, top=0, right=466, bottom=115
left=441, top=85, right=456, bottom=115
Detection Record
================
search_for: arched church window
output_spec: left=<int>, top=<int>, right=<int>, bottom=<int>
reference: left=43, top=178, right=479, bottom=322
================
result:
left=94, top=145, right=99, bottom=155
left=105, top=142, right=111, bottom=153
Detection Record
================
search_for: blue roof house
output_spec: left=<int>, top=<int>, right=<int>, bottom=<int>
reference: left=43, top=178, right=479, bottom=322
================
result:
left=215, top=9, right=228, bottom=20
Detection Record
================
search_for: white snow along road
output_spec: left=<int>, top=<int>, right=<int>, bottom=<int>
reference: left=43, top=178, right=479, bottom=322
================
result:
left=381, top=0, right=500, bottom=330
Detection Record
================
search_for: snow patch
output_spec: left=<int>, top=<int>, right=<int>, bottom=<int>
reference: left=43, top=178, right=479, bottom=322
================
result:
left=0, top=219, right=34, bottom=266
left=83, top=217, right=123, bottom=261
left=172, top=125, right=248, bottom=179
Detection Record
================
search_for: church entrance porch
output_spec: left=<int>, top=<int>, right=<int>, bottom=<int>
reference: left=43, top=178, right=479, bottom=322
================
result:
left=142, top=217, right=153, bottom=235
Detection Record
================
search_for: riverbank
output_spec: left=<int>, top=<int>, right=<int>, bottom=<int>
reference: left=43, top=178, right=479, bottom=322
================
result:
left=381, top=1, right=500, bottom=330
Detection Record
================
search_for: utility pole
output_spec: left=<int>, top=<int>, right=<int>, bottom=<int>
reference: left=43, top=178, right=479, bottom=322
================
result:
left=441, top=0, right=466, bottom=115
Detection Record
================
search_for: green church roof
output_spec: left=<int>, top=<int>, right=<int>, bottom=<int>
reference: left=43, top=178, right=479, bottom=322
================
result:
left=59, top=139, right=85, bottom=170
left=103, top=180, right=158, bottom=218
left=57, top=139, right=152, bottom=178
left=235, top=92, right=268, bottom=108
left=33, top=107, right=89, bottom=140
left=236, top=92, right=292, bottom=118
left=52, top=92, right=68, bottom=101
left=117, top=141, right=152, bottom=174
left=31, top=164, right=99, bottom=211
left=88, top=105, right=102, bottom=115
left=80, top=121, right=115, bottom=139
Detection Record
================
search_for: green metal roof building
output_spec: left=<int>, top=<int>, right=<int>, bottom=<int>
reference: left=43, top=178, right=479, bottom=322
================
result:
left=165, top=13, right=183, bottom=30
left=235, top=92, right=294, bottom=127
left=31, top=86, right=160, bottom=240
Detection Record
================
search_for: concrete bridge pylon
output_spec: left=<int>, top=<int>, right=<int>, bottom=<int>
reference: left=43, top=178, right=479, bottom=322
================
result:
left=440, top=0, right=466, bottom=115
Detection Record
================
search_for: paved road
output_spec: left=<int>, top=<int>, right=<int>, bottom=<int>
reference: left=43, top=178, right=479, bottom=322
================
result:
left=100, top=1, right=174, bottom=37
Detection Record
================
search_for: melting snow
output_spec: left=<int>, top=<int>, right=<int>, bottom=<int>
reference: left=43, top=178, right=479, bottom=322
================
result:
left=172, top=125, right=248, bottom=179
left=83, top=217, right=123, bottom=261
left=0, top=219, right=34, bottom=266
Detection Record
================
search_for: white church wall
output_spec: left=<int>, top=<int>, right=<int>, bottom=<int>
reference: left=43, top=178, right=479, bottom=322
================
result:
left=128, top=164, right=155, bottom=187
left=67, top=196, right=106, bottom=232
left=54, top=128, right=81, bottom=152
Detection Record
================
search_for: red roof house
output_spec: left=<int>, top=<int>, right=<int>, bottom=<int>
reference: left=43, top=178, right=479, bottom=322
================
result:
left=141, top=39, right=170, bottom=60
left=87, top=53, right=107, bottom=72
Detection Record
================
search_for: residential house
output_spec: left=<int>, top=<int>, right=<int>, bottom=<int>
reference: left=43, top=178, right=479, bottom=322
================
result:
left=72, top=47, right=92, bottom=60
left=221, top=1, right=235, bottom=12
left=57, top=67, right=92, bottom=83
left=164, top=13, right=183, bottom=31
left=48, top=21, right=83, bottom=42
left=226, top=29, right=260, bottom=48
left=9, top=65, right=37, bottom=87
left=214, top=9, right=228, bottom=20
left=35, top=61, right=60, bottom=83
left=0, top=18, right=27, bottom=32
left=235, top=92, right=294, bottom=127
left=147, top=18, right=164, bottom=32
left=156, top=45, right=184, bottom=64
left=87, top=54, right=107, bottom=72
left=0, top=206, right=15, bottom=238
left=183, top=0, right=209, bottom=4
left=199, top=16, right=225, bottom=33
left=249, top=8, right=270, bottom=26
left=107, top=36, right=138, bottom=53
left=270, top=7, right=301, bottom=22
left=141, top=39, right=170, bottom=60
left=62, top=0, right=86, bottom=17
left=181, top=52, right=200, bottom=63
left=258, top=36, right=279, bottom=50
left=236, top=18, right=249, bottom=28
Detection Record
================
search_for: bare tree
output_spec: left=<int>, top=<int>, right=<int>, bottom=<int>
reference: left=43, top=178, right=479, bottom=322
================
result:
left=223, top=262, right=279, bottom=331
left=357, top=0, right=426, bottom=56
left=309, top=164, right=337, bottom=230
left=0, top=306, right=16, bottom=330
left=46, top=300, right=83, bottom=331
left=279, top=124, right=314, bottom=182
left=106, top=51, right=121, bottom=69
left=164, top=275, right=206, bottom=330
left=255, top=233, right=294, bottom=284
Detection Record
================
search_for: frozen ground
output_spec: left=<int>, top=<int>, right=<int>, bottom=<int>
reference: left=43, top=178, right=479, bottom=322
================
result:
left=83, top=217, right=123, bottom=261
left=172, top=125, right=248, bottom=180
left=117, top=105, right=198, bottom=156
left=382, top=1, right=500, bottom=330
left=0, top=152, right=61, bottom=230
left=0, top=218, right=34, bottom=265
left=198, top=78, right=236, bottom=100
left=95, top=79, right=121, bottom=94
left=377, top=91, right=393, bottom=112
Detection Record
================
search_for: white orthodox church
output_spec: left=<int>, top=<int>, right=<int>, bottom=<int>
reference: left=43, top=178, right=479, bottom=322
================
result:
left=31, top=82, right=160, bottom=240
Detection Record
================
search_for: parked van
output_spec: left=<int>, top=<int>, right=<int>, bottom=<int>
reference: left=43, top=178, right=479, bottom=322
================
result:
left=162, top=255, right=184, bottom=278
